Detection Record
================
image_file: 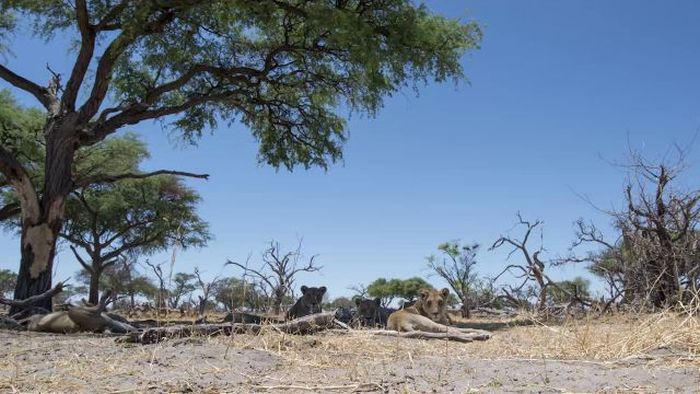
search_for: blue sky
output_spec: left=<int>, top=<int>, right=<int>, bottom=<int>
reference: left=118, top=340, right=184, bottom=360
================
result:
left=2, top=1, right=700, bottom=301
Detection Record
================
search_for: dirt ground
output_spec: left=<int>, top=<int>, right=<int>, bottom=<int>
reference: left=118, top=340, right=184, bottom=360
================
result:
left=0, top=313, right=699, bottom=393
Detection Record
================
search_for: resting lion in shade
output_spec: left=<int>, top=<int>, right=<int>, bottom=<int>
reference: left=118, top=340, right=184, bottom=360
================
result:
left=286, top=285, right=327, bottom=319
left=387, top=288, right=487, bottom=339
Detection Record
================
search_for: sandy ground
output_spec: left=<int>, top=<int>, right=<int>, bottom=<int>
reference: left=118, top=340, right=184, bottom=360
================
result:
left=1, top=318, right=699, bottom=394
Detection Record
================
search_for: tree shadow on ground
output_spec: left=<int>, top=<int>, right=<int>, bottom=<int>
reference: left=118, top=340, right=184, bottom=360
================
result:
left=452, top=319, right=535, bottom=332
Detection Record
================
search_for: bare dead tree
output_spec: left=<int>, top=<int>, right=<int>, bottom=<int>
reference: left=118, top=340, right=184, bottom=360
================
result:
left=491, top=213, right=588, bottom=312
left=348, top=283, right=369, bottom=298
left=193, top=267, right=221, bottom=317
left=564, top=219, right=626, bottom=312
left=569, top=146, right=700, bottom=309
left=144, top=259, right=168, bottom=314
left=226, top=239, right=322, bottom=315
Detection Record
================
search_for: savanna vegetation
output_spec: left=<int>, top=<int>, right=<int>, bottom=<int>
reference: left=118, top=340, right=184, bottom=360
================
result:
left=0, top=1, right=698, bottom=393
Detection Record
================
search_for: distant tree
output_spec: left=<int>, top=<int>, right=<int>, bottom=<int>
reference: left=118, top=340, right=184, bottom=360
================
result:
left=400, top=277, right=434, bottom=302
left=586, top=245, right=627, bottom=304
left=427, top=241, right=480, bottom=318
left=546, top=277, right=591, bottom=304
left=227, top=240, right=322, bottom=314
left=0, top=0, right=481, bottom=311
left=75, top=255, right=157, bottom=308
left=329, top=296, right=354, bottom=310
left=367, top=278, right=402, bottom=307
left=367, top=277, right=433, bottom=308
left=144, top=260, right=169, bottom=312
left=491, top=214, right=590, bottom=311
left=348, top=283, right=369, bottom=298
left=169, top=272, right=196, bottom=309
left=213, top=276, right=265, bottom=311
left=193, top=267, right=221, bottom=316
left=0, top=268, right=17, bottom=297
left=60, top=135, right=209, bottom=305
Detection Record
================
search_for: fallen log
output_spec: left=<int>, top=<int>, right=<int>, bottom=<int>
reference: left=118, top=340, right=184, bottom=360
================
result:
left=475, top=307, right=517, bottom=316
left=0, top=315, right=24, bottom=331
left=0, top=280, right=67, bottom=319
left=364, top=328, right=491, bottom=343
left=118, top=311, right=338, bottom=344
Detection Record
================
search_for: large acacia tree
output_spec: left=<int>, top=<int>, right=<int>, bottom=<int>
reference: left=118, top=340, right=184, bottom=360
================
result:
left=0, top=1, right=481, bottom=309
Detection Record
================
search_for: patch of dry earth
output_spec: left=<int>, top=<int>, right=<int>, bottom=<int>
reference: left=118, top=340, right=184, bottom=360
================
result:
left=0, top=330, right=698, bottom=393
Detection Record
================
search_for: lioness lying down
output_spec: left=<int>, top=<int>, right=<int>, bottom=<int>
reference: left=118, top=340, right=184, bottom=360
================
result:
left=387, top=288, right=490, bottom=339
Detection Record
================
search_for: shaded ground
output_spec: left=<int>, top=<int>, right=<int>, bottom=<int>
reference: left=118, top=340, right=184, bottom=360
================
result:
left=1, top=323, right=698, bottom=393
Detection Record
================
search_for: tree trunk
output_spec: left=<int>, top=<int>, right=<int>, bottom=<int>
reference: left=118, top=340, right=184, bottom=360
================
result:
left=273, top=288, right=285, bottom=315
left=10, top=123, right=77, bottom=315
left=11, top=246, right=55, bottom=314
left=198, top=295, right=206, bottom=316
left=460, top=302, right=470, bottom=319
left=88, top=268, right=102, bottom=305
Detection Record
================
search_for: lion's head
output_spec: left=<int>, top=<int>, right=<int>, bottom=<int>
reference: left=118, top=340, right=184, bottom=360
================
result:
left=298, top=285, right=327, bottom=314
left=354, top=297, right=381, bottom=324
left=416, top=288, right=449, bottom=321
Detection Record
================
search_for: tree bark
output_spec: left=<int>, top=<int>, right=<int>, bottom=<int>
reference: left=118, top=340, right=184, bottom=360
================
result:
left=460, top=302, right=470, bottom=319
left=10, top=123, right=77, bottom=315
left=88, top=267, right=103, bottom=305
left=11, top=233, right=57, bottom=314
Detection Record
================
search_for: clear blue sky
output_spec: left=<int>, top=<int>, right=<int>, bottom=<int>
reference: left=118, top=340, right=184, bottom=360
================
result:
left=2, top=1, right=700, bottom=300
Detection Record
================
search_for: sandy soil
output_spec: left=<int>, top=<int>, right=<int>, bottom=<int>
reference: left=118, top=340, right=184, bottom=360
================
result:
left=1, top=321, right=698, bottom=393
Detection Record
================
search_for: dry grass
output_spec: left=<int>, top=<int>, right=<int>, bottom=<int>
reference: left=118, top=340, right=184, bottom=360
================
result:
left=468, top=311, right=700, bottom=365
left=0, top=311, right=698, bottom=393
left=204, top=310, right=700, bottom=375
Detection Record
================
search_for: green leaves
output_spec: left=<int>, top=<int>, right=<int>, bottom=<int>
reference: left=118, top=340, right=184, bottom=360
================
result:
left=2, top=1, right=481, bottom=171
left=63, top=171, right=211, bottom=256
left=367, top=276, right=433, bottom=306
left=0, top=268, right=17, bottom=297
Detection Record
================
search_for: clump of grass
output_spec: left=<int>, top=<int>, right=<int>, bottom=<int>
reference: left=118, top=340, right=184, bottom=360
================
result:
left=465, top=310, right=699, bottom=366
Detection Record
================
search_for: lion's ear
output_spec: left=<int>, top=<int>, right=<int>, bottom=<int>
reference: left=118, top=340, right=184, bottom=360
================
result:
left=419, top=288, right=430, bottom=299
left=301, top=285, right=308, bottom=294
left=319, top=286, right=327, bottom=295
left=440, top=288, right=450, bottom=298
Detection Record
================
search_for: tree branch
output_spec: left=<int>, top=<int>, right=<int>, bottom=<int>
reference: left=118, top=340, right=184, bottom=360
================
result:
left=0, top=65, right=55, bottom=110
left=78, top=10, right=178, bottom=122
left=74, top=169, right=209, bottom=188
left=0, top=202, right=20, bottom=221
left=70, top=245, right=92, bottom=272
left=63, top=0, right=96, bottom=112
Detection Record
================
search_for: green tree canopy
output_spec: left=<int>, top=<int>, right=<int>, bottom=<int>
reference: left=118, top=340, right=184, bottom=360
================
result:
left=547, top=277, right=591, bottom=304
left=213, top=276, right=267, bottom=311
left=367, top=276, right=433, bottom=307
left=62, top=134, right=209, bottom=304
left=169, top=272, right=197, bottom=309
left=76, top=257, right=158, bottom=307
left=0, top=268, right=17, bottom=297
left=427, top=241, right=480, bottom=317
left=328, top=296, right=354, bottom=310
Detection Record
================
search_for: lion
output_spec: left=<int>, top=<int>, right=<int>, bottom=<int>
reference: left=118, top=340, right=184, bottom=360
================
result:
left=26, top=311, right=81, bottom=333
left=387, top=287, right=458, bottom=332
left=286, top=285, right=326, bottom=319
left=354, top=297, right=394, bottom=328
